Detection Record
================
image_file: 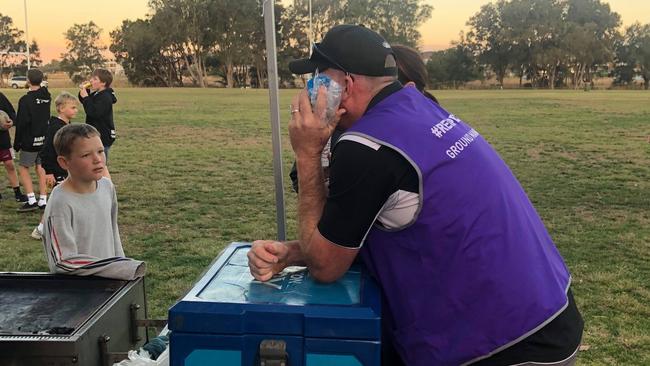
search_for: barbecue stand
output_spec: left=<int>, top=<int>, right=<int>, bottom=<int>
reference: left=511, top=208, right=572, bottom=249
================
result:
left=0, top=273, right=166, bottom=366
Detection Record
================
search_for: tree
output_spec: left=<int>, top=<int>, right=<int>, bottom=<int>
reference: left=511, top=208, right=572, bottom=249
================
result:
left=28, top=40, right=42, bottom=68
left=60, top=22, right=107, bottom=81
left=110, top=19, right=183, bottom=86
left=466, top=1, right=511, bottom=86
left=614, top=23, right=650, bottom=89
left=563, top=0, right=620, bottom=88
left=509, top=0, right=565, bottom=88
left=630, top=22, right=650, bottom=89
left=238, top=1, right=285, bottom=88
left=10, top=40, right=42, bottom=76
left=426, top=41, right=481, bottom=89
left=287, top=0, right=347, bottom=47
left=110, top=0, right=284, bottom=89
left=343, top=0, right=433, bottom=47
left=0, top=13, right=24, bottom=86
left=466, top=0, right=620, bottom=89
left=41, top=59, right=62, bottom=74
left=277, top=3, right=311, bottom=86
left=285, top=0, right=433, bottom=56
left=210, top=0, right=261, bottom=88
left=149, top=0, right=220, bottom=87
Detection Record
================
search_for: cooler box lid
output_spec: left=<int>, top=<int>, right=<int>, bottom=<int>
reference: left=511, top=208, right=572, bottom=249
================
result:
left=169, top=242, right=381, bottom=340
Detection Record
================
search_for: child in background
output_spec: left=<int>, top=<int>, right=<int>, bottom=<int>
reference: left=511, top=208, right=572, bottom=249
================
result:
left=78, top=69, right=117, bottom=164
left=31, top=92, right=78, bottom=240
left=0, top=92, right=27, bottom=202
left=42, top=124, right=144, bottom=280
left=14, top=69, right=51, bottom=211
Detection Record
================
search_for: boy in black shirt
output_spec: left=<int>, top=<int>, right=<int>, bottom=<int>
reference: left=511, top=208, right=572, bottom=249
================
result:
left=31, top=92, right=79, bottom=240
left=41, top=92, right=78, bottom=185
left=78, top=69, right=117, bottom=164
left=14, top=69, right=51, bottom=212
left=0, top=91, right=27, bottom=202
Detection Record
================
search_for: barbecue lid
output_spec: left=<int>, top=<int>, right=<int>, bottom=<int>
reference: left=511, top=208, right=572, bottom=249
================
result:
left=0, top=274, right=126, bottom=337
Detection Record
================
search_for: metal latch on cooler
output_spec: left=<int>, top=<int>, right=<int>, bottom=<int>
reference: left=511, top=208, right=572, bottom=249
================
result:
left=259, top=339, right=288, bottom=366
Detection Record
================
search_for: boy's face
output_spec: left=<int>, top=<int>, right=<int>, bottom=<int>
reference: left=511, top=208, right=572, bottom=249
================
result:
left=58, top=136, right=105, bottom=182
left=90, top=76, right=106, bottom=91
left=58, top=101, right=78, bottom=120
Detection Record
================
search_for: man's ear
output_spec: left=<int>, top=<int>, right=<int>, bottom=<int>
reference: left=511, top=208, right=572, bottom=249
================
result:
left=404, top=81, right=417, bottom=88
left=57, top=156, right=70, bottom=171
left=342, top=73, right=354, bottom=101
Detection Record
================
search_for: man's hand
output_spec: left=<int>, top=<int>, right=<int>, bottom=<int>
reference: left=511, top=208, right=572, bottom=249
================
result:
left=289, top=87, right=345, bottom=160
left=79, top=87, right=89, bottom=99
left=247, top=240, right=290, bottom=282
left=46, top=174, right=56, bottom=188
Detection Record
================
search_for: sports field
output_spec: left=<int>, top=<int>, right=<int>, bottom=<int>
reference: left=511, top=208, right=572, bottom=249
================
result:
left=1, top=88, right=648, bottom=364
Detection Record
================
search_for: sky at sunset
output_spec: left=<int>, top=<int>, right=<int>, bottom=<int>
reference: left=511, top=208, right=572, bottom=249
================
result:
left=1, top=0, right=649, bottom=63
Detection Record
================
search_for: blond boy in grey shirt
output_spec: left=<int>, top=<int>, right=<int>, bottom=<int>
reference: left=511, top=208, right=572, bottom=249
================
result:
left=42, top=124, right=144, bottom=280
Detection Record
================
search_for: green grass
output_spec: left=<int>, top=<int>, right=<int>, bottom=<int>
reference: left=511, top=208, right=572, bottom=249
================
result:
left=1, top=88, right=648, bottom=364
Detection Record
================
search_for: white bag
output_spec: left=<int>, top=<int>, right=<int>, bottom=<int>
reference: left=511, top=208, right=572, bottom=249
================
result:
left=113, top=347, right=169, bottom=366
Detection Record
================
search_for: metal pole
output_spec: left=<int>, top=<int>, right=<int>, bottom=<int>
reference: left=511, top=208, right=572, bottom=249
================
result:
left=24, top=0, right=30, bottom=70
left=262, top=0, right=286, bottom=241
left=309, top=0, right=313, bottom=56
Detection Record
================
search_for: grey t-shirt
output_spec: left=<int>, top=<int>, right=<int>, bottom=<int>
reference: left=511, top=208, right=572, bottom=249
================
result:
left=42, top=177, right=145, bottom=280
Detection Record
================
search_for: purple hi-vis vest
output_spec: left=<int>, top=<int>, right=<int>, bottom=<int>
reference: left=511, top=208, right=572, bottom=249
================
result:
left=342, top=87, right=571, bottom=366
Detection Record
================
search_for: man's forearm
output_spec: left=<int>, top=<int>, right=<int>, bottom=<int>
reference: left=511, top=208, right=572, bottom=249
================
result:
left=296, top=155, right=327, bottom=260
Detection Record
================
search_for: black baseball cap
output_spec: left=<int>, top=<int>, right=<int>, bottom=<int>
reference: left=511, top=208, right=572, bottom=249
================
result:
left=289, top=24, right=397, bottom=77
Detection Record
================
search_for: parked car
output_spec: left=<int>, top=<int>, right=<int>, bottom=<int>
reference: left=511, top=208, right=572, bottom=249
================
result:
left=9, top=76, right=27, bottom=89
left=7, top=75, right=48, bottom=88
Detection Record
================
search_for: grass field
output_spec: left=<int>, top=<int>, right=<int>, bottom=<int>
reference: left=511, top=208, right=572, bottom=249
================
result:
left=1, top=88, right=648, bottom=364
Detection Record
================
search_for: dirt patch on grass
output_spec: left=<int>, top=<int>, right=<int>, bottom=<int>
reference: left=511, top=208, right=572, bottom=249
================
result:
left=557, top=150, right=578, bottom=161
left=574, top=206, right=596, bottom=223
left=574, top=206, right=649, bottom=227
left=527, top=143, right=545, bottom=160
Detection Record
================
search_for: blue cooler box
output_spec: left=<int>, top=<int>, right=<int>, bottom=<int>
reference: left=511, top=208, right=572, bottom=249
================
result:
left=169, top=242, right=382, bottom=366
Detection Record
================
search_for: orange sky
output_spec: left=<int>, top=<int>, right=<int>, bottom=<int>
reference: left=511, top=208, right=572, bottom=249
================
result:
left=1, top=0, right=649, bottom=63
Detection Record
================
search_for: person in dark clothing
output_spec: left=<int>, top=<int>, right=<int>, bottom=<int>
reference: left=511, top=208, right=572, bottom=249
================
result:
left=31, top=92, right=80, bottom=240
left=78, top=68, right=117, bottom=165
left=0, top=92, right=27, bottom=203
left=41, top=92, right=78, bottom=183
left=14, top=69, right=51, bottom=211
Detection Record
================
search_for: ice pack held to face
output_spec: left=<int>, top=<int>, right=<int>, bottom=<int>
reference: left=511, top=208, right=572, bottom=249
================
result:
left=307, top=72, right=342, bottom=122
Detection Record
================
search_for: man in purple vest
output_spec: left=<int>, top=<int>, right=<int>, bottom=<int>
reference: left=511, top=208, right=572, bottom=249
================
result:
left=248, top=25, right=583, bottom=366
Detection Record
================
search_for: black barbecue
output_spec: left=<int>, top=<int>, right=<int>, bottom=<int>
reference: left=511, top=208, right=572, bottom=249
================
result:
left=0, top=273, right=163, bottom=366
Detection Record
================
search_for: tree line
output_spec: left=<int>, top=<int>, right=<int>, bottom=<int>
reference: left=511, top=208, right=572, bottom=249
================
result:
left=2, top=0, right=649, bottom=89
left=109, top=0, right=432, bottom=88
left=0, top=14, right=42, bottom=86
left=429, top=0, right=650, bottom=89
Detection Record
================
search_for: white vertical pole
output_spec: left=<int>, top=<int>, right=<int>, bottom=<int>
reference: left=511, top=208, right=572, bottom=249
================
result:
left=309, top=0, right=313, bottom=56
left=262, top=0, right=286, bottom=241
left=24, top=0, right=30, bottom=70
